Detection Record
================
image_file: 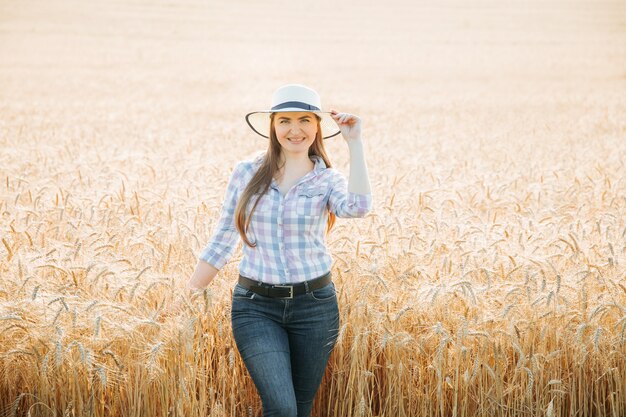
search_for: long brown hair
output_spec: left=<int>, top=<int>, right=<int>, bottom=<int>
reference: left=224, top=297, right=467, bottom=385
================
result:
left=235, top=113, right=336, bottom=247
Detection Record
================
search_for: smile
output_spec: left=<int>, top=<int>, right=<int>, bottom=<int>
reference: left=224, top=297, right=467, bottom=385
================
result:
left=288, top=138, right=305, bottom=144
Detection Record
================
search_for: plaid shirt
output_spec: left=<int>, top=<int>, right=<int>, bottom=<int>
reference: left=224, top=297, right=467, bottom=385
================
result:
left=199, top=152, right=372, bottom=284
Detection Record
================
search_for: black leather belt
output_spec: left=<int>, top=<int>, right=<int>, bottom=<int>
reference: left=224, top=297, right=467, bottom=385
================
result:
left=238, top=271, right=332, bottom=299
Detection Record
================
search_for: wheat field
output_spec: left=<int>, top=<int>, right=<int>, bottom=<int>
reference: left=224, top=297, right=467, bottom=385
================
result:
left=1, top=0, right=625, bottom=416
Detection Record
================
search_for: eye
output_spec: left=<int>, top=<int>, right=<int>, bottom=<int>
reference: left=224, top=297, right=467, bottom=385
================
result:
left=279, top=120, right=288, bottom=124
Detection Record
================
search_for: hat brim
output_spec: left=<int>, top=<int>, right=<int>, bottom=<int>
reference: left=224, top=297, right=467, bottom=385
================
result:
left=245, top=110, right=341, bottom=140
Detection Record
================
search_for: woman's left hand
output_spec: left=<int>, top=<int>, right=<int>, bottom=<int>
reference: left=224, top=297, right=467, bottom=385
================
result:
left=330, top=109, right=362, bottom=143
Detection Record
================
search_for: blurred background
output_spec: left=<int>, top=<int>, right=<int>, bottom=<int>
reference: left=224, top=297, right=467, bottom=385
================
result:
left=2, top=0, right=624, bottom=157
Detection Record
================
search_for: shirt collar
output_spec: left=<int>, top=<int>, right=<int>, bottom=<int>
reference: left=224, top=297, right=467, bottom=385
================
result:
left=311, top=154, right=326, bottom=171
left=254, top=153, right=327, bottom=192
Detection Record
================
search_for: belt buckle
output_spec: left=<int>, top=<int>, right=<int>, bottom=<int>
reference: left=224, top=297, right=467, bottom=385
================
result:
left=273, top=285, right=293, bottom=299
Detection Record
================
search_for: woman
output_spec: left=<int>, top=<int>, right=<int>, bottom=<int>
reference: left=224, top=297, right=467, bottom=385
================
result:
left=186, top=84, right=372, bottom=417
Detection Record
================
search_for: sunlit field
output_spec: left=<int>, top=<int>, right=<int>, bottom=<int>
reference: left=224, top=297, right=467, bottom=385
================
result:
left=1, top=0, right=625, bottom=416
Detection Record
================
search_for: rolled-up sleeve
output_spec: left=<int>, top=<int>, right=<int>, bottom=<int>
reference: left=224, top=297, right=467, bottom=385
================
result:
left=198, top=162, right=245, bottom=269
left=327, top=169, right=372, bottom=218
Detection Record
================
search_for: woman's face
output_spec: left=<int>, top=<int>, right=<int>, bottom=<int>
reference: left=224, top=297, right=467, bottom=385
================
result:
left=273, top=112, right=318, bottom=154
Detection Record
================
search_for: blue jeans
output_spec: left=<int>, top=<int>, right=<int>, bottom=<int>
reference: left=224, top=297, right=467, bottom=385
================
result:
left=231, top=279, right=340, bottom=417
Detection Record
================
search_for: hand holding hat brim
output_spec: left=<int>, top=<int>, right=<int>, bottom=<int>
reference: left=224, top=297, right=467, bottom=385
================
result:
left=330, top=109, right=362, bottom=142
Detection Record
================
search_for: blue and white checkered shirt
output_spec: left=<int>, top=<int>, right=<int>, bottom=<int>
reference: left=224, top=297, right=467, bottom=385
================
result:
left=199, top=152, right=372, bottom=284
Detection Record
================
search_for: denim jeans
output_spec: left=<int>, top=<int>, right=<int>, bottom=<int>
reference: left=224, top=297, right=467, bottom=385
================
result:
left=231, top=278, right=340, bottom=417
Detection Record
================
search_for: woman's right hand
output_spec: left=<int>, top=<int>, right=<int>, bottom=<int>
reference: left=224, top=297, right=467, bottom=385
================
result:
left=158, top=288, right=204, bottom=320
left=158, top=260, right=218, bottom=320
left=158, top=293, right=185, bottom=320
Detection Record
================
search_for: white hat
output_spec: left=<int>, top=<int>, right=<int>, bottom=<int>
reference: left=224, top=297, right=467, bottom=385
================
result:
left=245, top=84, right=341, bottom=139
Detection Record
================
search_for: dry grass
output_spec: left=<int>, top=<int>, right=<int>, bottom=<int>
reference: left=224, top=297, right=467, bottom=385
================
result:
left=1, top=0, right=625, bottom=416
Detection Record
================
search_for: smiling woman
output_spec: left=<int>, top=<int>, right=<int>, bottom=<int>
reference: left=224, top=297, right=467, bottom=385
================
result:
left=180, top=84, right=373, bottom=417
